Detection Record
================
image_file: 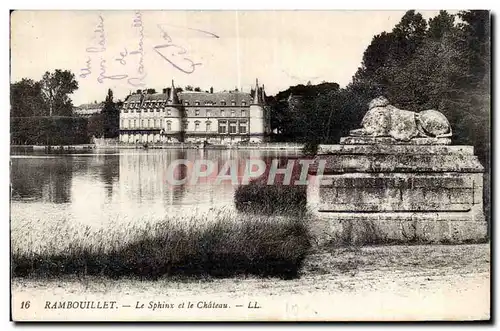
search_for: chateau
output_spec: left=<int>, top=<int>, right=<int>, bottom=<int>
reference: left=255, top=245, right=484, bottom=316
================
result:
left=119, top=79, right=271, bottom=144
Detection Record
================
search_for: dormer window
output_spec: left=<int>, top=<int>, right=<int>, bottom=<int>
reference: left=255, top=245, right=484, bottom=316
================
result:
left=220, top=101, right=226, bottom=106
left=184, top=101, right=189, bottom=106
left=242, top=101, right=247, bottom=106
left=195, top=101, right=200, bottom=106
left=231, top=101, right=236, bottom=106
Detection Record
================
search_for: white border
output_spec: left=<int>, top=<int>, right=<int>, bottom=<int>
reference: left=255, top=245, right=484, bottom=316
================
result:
left=1, top=1, right=497, bottom=329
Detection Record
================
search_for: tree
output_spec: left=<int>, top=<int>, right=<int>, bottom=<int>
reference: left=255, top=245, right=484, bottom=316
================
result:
left=427, top=10, right=455, bottom=40
left=101, top=89, right=120, bottom=138
left=87, top=113, right=104, bottom=139
left=10, top=79, right=47, bottom=117
left=40, top=69, right=78, bottom=116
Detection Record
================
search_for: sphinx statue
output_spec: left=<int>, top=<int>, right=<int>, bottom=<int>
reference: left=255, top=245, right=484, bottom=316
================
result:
left=349, top=96, right=452, bottom=141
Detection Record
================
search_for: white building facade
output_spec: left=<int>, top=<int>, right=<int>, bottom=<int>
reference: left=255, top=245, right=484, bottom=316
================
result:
left=119, top=80, right=271, bottom=144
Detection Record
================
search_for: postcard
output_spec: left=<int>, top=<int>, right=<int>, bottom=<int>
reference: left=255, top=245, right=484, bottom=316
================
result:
left=10, top=10, right=490, bottom=322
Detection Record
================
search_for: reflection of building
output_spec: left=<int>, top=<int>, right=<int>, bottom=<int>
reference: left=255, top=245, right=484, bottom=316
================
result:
left=119, top=79, right=271, bottom=144
left=74, top=101, right=104, bottom=118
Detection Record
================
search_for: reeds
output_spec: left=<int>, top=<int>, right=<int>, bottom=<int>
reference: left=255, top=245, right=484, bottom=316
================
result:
left=11, top=211, right=312, bottom=280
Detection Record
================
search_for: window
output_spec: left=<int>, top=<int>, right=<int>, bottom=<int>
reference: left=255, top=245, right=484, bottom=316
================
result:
left=167, top=109, right=171, bottom=116
left=195, top=109, right=200, bottom=116
left=120, top=119, right=124, bottom=128
left=133, top=119, right=137, bottom=128
left=229, top=122, right=237, bottom=134
left=205, top=101, right=213, bottom=106
left=241, top=110, right=246, bottom=117
left=242, top=101, right=247, bottom=106
left=195, top=101, right=200, bottom=106
left=141, top=120, right=145, bottom=128
left=231, top=101, right=236, bottom=106
left=218, top=121, right=227, bottom=134
left=128, top=119, right=131, bottom=128
left=206, top=121, right=211, bottom=132
left=183, top=121, right=188, bottom=130
left=195, top=121, right=200, bottom=131
left=220, top=109, right=225, bottom=117
left=166, top=121, right=172, bottom=131
left=206, top=109, right=211, bottom=117
left=221, top=101, right=226, bottom=106
left=155, top=119, right=159, bottom=128
left=184, top=101, right=189, bottom=106
left=231, top=110, right=235, bottom=117
left=239, top=122, right=247, bottom=134
left=147, top=119, right=151, bottom=128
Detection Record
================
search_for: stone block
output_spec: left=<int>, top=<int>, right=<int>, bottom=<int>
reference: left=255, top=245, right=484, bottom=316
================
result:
left=309, top=140, right=487, bottom=245
left=339, top=136, right=452, bottom=145
left=318, top=144, right=474, bottom=155
left=313, top=213, right=487, bottom=245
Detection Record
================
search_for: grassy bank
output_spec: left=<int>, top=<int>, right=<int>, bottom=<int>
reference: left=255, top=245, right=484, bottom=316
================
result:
left=234, top=157, right=309, bottom=215
left=234, top=182, right=308, bottom=215
left=11, top=212, right=312, bottom=280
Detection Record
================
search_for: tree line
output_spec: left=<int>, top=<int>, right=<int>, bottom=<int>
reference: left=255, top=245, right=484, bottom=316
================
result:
left=268, top=10, right=490, bottom=167
left=10, top=70, right=122, bottom=144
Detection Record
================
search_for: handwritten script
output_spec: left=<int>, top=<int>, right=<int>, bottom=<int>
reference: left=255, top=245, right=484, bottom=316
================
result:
left=80, top=12, right=220, bottom=86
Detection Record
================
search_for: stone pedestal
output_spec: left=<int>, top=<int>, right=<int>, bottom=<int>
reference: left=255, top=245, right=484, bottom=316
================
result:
left=310, top=137, right=486, bottom=245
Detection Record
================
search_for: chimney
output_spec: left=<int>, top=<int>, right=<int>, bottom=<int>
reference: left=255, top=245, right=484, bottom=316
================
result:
left=136, top=89, right=141, bottom=94
left=210, top=87, right=214, bottom=94
left=163, top=88, right=168, bottom=94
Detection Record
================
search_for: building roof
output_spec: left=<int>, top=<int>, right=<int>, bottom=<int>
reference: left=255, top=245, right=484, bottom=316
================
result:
left=179, top=91, right=252, bottom=105
left=74, top=102, right=104, bottom=115
left=75, top=102, right=104, bottom=110
left=125, top=91, right=253, bottom=106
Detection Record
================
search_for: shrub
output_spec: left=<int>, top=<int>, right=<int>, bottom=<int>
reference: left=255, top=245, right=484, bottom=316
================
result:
left=234, top=182, right=307, bottom=215
left=11, top=212, right=312, bottom=280
left=301, top=141, right=319, bottom=156
left=234, top=157, right=309, bottom=215
left=11, top=116, right=90, bottom=145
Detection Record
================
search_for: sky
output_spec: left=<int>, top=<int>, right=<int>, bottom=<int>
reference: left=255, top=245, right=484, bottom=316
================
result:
left=11, top=10, right=449, bottom=106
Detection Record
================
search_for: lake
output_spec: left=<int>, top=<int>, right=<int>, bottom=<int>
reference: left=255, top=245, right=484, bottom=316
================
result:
left=10, top=148, right=314, bottom=228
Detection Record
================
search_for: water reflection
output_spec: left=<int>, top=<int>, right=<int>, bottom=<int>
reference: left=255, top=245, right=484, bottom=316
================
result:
left=11, top=157, right=74, bottom=204
left=10, top=149, right=301, bottom=226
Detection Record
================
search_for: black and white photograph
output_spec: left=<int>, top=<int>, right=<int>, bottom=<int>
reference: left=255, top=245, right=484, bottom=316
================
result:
left=8, top=9, right=491, bottom=321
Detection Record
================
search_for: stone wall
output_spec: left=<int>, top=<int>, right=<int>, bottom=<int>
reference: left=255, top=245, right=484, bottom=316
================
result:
left=310, top=138, right=487, bottom=245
